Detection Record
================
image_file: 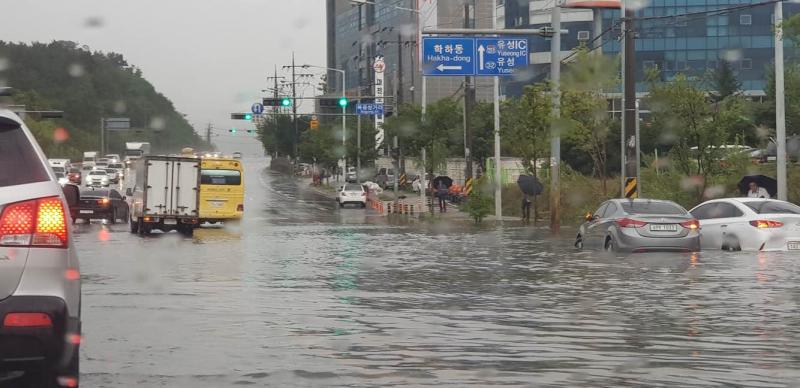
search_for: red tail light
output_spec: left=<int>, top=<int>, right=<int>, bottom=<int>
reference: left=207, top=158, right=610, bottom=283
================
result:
left=3, top=312, right=52, bottom=328
left=97, top=198, right=110, bottom=206
left=236, top=204, right=244, bottom=212
left=750, top=220, right=784, bottom=228
left=0, top=197, right=68, bottom=247
left=680, top=219, right=700, bottom=230
left=616, top=218, right=647, bottom=228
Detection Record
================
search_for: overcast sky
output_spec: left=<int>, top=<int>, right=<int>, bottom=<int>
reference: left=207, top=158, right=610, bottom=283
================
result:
left=0, top=0, right=327, bottom=154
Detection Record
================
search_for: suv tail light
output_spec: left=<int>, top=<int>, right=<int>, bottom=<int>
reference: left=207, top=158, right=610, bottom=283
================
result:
left=0, top=197, right=68, bottom=247
left=750, top=220, right=784, bottom=228
left=3, top=312, right=53, bottom=327
left=680, top=219, right=700, bottom=230
left=236, top=204, right=244, bottom=212
left=616, top=218, right=647, bottom=228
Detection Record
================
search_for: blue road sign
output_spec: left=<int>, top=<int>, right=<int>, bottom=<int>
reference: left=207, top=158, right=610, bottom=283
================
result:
left=356, top=103, right=385, bottom=116
left=422, top=37, right=475, bottom=76
left=475, top=38, right=529, bottom=76
left=251, top=102, right=264, bottom=115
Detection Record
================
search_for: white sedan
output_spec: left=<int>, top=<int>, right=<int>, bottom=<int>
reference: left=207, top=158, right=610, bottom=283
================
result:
left=689, top=198, right=800, bottom=251
left=337, top=183, right=367, bottom=208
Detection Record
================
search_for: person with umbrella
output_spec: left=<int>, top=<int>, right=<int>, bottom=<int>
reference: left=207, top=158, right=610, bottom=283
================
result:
left=747, top=181, right=771, bottom=199
left=437, top=180, right=449, bottom=212
left=521, top=194, right=531, bottom=223
left=517, top=175, right=543, bottom=223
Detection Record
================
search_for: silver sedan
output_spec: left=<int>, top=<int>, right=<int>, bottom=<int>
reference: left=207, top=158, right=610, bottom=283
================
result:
left=575, top=199, right=701, bottom=253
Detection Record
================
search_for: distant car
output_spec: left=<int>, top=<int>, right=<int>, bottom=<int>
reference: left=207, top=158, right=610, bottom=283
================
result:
left=104, top=168, right=120, bottom=183
left=95, top=158, right=110, bottom=168
left=55, top=171, right=70, bottom=186
left=346, top=166, right=357, bottom=182
left=84, top=169, right=110, bottom=187
left=104, top=154, right=121, bottom=163
left=232, top=152, right=242, bottom=159
left=0, top=108, right=81, bottom=386
left=337, top=183, right=367, bottom=208
left=74, top=188, right=129, bottom=224
left=51, top=165, right=66, bottom=175
left=690, top=198, right=800, bottom=251
left=48, top=158, right=71, bottom=169
left=108, top=162, right=125, bottom=180
left=68, top=167, right=82, bottom=184
left=576, top=199, right=700, bottom=253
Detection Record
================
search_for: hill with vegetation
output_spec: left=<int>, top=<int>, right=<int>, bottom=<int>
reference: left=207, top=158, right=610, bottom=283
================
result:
left=0, top=40, right=207, bottom=160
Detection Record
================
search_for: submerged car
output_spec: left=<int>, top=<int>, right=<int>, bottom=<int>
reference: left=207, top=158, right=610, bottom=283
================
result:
left=690, top=198, right=800, bottom=251
left=576, top=198, right=700, bottom=253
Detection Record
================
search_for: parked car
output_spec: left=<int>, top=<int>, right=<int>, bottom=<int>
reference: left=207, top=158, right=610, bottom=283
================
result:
left=84, top=169, right=110, bottom=187
left=576, top=199, right=700, bottom=252
left=689, top=198, right=800, bottom=251
left=0, top=108, right=81, bottom=386
left=74, top=188, right=129, bottom=224
left=337, top=183, right=367, bottom=208
left=67, top=167, right=82, bottom=184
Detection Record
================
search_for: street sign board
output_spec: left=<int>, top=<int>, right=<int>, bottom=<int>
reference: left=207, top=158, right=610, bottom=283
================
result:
left=356, top=103, right=385, bottom=116
left=422, top=37, right=475, bottom=76
left=422, top=36, right=528, bottom=76
left=251, top=102, right=264, bottom=115
left=104, top=117, right=130, bottom=131
left=475, top=38, right=529, bottom=75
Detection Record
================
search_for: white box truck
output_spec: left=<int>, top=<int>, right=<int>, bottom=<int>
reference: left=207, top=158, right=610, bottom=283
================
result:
left=126, top=155, right=200, bottom=236
left=83, top=151, right=98, bottom=166
left=124, top=142, right=151, bottom=166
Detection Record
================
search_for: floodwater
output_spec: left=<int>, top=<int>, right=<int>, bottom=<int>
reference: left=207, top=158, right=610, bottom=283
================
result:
left=74, top=158, right=800, bottom=387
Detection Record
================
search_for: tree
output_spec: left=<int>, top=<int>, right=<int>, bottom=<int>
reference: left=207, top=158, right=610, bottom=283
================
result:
left=461, top=177, right=493, bottom=223
left=647, top=74, right=747, bottom=200
left=710, top=60, right=741, bottom=101
left=561, top=90, right=612, bottom=194
left=502, top=84, right=551, bottom=177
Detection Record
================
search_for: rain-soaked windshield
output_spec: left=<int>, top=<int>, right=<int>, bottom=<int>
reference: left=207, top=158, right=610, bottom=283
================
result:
left=3, top=1, right=800, bottom=387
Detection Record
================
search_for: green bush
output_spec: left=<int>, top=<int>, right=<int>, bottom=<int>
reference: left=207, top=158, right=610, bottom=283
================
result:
left=461, top=177, right=494, bottom=223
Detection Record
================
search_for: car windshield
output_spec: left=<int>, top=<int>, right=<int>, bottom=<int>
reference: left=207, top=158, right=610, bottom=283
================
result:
left=0, top=119, right=49, bottom=187
left=201, top=169, right=241, bottom=185
left=344, top=184, right=362, bottom=191
left=744, top=201, right=800, bottom=214
left=89, top=170, right=106, bottom=175
left=81, top=190, right=108, bottom=198
left=105, top=168, right=117, bottom=173
left=621, top=201, right=686, bottom=215
left=108, top=163, right=124, bottom=169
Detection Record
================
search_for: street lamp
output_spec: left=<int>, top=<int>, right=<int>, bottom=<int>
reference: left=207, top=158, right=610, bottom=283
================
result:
left=303, top=64, right=347, bottom=179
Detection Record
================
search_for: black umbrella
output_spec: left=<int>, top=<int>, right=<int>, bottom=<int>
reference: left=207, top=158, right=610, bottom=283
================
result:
left=517, top=175, right=544, bottom=196
left=432, top=176, right=453, bottom=188
left=738, top=175, right=777, bottom=197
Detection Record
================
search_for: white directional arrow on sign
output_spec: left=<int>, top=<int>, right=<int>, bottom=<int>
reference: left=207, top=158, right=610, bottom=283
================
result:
left=436, top=64, right=463, bottom=72
left=478, top=45, right=485, bottom=70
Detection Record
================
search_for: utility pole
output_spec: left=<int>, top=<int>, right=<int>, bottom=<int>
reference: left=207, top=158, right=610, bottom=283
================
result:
left=463, top=1, right=474, bottom=184
left=775, top=0, right=787, bottom=201
left=205, top=123, right=212, bottom=145
left=621, top=1, right=638, bottom=198
left=550, top=2, right=562, bottom=232
left=493, top=0, right=502, bottom=223
left=291, top=52, right=299, bottom=160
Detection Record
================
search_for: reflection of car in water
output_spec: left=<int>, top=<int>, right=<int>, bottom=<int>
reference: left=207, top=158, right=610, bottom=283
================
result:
left=199, top=158, right=245, bottom=224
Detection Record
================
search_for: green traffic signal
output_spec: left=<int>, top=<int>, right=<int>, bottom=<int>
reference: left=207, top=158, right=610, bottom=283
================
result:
left=281, top=98, right=291, bottom=107
left=229, top=128, right=237, bottom=133
left=338, top=97, right=348, bottom=107
left=244, top=113, right=253, bottom=120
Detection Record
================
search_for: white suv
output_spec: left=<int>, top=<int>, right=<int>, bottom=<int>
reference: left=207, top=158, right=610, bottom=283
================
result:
left=0, top=109, right=81, bottom=387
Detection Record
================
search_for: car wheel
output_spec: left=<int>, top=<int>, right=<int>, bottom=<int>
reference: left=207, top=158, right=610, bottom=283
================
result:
left=109, top=209, right=117, bottom=224
left=130, top=215, right=139, bottom=233
left=136, top=218, right=145, bottom=236
left=722, top=235, right=741, bottom=251
left=574, top=235, right=583, bottom=249
left=604, top=237, right=616, bottom=252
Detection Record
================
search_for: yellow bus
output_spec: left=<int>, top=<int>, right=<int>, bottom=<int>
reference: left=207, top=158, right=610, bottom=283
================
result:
left=199, top=158, right=244, bottom=224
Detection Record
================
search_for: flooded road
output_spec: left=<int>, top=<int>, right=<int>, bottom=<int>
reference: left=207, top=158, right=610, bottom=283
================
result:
left=76, top=158, right=800, bottom=387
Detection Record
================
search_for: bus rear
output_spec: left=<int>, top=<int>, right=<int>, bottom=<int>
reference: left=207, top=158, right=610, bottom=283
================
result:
left=199, top=158, right=244, bottom=223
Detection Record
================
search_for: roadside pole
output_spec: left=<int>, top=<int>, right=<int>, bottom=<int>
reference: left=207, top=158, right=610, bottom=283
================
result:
left=622, top=0, right=639, bottom=199
left=775, top=0, right=787, bottom=201
left=357, top=95, right=362, bottom=183
left=342, top=71, right=347, bottom=182
left=99, top=117, right=104, bottom=155
left=493, top=0, right=503, bottom=224
left=549, top=2, right=561, bottom=232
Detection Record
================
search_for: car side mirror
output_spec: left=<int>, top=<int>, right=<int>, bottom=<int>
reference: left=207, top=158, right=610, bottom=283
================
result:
left=125, top=188, right=133, bottom=196
left=585, top=212, right=594, bottom=221
left=62, top=184, right=79, bottom=209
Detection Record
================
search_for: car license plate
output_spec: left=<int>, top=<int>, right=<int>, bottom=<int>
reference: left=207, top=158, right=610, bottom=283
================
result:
left=164, top=219, right=178, bottom=225
left=79, top=210, right=93, bottom=214
left=788, top=241, right=800, bottom=250
left=650, top=224, right=677, bottom=232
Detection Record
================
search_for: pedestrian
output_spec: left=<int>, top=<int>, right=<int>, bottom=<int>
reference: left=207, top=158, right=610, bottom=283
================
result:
left=437, top=181, right=448, bottom=212
left=746, top=182, right=770, bottom=199
left=521, top=194, right=532, bottom=223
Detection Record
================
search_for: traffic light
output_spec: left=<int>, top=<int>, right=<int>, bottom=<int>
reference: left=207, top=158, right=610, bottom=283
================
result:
left=281, top=97, right=292, bottom=107
left=338, top=97, right=348, bottom=107
left=230, top=113, right=253, bottom=120
left=229, top=128, right=237, bottom=133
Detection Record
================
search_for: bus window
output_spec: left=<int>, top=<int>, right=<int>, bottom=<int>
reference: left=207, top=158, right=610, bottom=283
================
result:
left=201, top=169, right=241, bottom=185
